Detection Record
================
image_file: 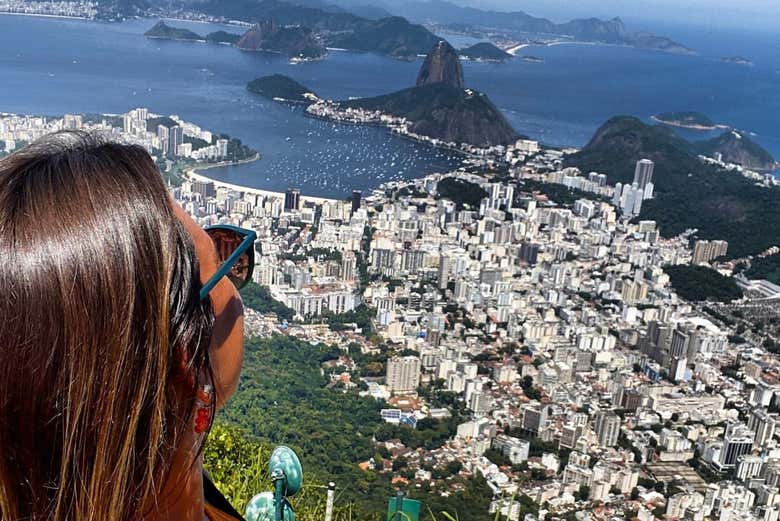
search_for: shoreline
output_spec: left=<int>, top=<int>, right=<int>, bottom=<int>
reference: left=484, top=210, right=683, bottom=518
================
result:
left=186, top=165, right=340, bottom=206
left=651, top=115, right=729, bottom=131
left=189, top=152, right=261, bottom=173
left=0, top=11, right=90, bottom=20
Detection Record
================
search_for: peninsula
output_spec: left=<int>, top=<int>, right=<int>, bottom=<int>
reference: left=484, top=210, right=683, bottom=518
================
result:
left=246, top=74, right=318, bottom=104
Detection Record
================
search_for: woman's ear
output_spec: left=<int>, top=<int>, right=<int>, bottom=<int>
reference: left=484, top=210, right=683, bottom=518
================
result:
left=171, top=199, right=244, bottom=410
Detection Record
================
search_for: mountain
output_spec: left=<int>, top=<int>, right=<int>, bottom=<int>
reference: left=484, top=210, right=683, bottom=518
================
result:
left=246, top=74, right=318, bottom=104
left=416, top=41, right=464, bottom=88
left=343, top=83, right=518, bottom=146
left=693, top=131, right=777, bottom=172
left=386, top=0, right=692, bottom=53
left=236, top=21, right=326, bottom=59
left=326, top=16, right=442, bottom=58
left=144, top=20, right=204, bottom=41
left=459, top=42, right=511, bottom=62
left=338, top=42, right=518, bottom=147
left=565, top=116, right=780, bottom=258
left=247, top=41, right=519, bottom=147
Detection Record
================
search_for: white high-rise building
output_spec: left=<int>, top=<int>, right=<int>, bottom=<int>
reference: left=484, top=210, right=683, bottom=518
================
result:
left=594, top=411, right=621, bottom=447
left=634, top=159, right=654, bottom=189
left=386, top=356, right=421, bottom=393
left=717, top=423, right=755, bottom=469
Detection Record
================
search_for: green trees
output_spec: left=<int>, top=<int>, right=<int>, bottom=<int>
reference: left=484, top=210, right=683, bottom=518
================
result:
left=745, top=253, right=780, bottom=284
left=213, top=334, right=495, bottom=520
left=435, top=177, right=489, bottom=210
left=239, top=282, right=295, bottom=321
left=664, top=265, right=743, bottom=302
left=204, top=422, right=357, bottom=519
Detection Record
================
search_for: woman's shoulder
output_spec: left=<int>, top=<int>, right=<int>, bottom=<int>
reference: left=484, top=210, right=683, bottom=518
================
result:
left=204, top=502, right=245, bottom=521
left=203, top=473, right=245, bottom=521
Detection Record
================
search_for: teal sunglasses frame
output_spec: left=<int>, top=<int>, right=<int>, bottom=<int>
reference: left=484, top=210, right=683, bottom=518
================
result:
left=199, top=224, right=257, bottom=301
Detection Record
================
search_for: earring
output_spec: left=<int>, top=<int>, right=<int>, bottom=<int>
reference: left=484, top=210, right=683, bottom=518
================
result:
left=194, top=385, right=214, bottom=434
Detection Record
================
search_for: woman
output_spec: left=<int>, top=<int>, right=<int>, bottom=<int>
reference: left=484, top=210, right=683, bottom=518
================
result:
left=0, top=132, right=246, bottom=520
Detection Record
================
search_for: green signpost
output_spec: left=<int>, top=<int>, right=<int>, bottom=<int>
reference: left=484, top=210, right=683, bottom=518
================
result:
left=387, top=493, right=421, bottom=521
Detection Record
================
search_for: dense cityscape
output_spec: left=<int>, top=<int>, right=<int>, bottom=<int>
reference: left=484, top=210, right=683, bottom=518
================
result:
left=5, top=103, right=780, bottom=519
left=2, top=0, right=780, bottom=514
left=3, top=75, right=780, bottom=519
left=164, top=113, right=779, bottom=518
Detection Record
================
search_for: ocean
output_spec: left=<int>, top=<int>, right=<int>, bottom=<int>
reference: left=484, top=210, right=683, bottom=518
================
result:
left=0, top=14, right=778, bottom=198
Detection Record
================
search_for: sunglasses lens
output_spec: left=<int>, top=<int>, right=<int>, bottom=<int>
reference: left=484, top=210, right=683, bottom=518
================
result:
left=205, top=228, right=252, bottom=290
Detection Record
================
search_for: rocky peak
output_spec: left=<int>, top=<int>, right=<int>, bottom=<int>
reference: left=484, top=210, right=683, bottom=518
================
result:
left=416, top=41, right=464, bottom=89
left=236, top=21, right=276, bottom=50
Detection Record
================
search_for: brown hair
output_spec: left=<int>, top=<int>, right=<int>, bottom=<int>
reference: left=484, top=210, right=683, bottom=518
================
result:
left=0, top=132, right=214, bottom=520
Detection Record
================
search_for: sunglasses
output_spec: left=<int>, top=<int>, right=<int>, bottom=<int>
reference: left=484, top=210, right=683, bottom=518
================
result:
left=199, top=225, right=257, bottom=301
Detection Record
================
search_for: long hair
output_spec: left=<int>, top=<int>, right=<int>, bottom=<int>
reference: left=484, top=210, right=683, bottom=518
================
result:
left=0, top=132, right=214, bottom=521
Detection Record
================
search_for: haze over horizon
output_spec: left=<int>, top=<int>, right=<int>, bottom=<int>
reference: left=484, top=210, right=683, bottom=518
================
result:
left=404, top=0, right=780, bottom=33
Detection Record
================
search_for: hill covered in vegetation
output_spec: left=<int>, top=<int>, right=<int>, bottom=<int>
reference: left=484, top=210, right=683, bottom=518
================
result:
left=744, top=254, right=780, bottom=285
left=565, top=116, right=780, bottom=258
left=459, top=42, right=511, bottom=61
left=216, top=335, right=492, bottom=520
left=144, top=20, right=204, bottom=41
left=664, top=265, right=743, bottom=302
left=343, top=83, right=519, bottom=146
left=236, top=21, right=326, bottom=59
left=693, top=130, right=777, bottom=171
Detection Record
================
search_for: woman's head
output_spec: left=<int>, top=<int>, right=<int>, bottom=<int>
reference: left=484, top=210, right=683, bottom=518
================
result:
left=0, top=132, right=214, bottom=521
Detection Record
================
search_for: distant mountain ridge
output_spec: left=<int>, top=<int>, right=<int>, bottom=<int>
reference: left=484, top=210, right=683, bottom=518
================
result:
left=179, top=0, right=443, bottom=58
left=383, top=0, right=692, bottom=53
left=114, top=0, right=690, bottom=55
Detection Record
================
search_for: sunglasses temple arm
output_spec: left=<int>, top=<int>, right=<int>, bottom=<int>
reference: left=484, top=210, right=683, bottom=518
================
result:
left=199, top=232, right=257, bottom=301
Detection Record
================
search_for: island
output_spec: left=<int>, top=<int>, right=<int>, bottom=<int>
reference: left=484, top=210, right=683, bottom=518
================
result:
left=246, top=74, right=318, bottom=104
left=721, top=56, right=753, bottom=66
left=144, top=21, right=204, bottom=42
left=652, top=111, right=722, bottom=131
left=236, top=21, right=326, bottom=61
left=458, top=42, right=512, bottom=62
